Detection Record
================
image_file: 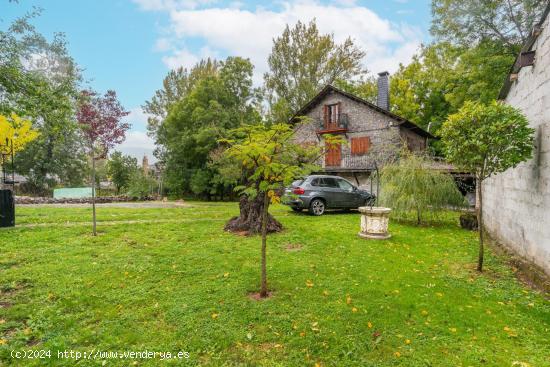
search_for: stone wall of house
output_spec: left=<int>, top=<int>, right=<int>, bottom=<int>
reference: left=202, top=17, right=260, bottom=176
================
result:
left=293, top=90, right=402, bottom=169
left=483, top=13, right=550, bottom=275
left=400, top=127, right=427, bottom=152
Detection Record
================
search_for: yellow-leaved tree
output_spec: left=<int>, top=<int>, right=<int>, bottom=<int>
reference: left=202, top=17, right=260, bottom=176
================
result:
left=0, top=113, right=39, bottom=154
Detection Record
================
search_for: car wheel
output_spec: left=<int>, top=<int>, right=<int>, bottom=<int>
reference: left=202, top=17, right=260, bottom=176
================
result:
left=309, top=198, right=325, bottom=216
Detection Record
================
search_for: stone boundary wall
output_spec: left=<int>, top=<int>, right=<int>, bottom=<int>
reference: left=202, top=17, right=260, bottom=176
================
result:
left=15, top=195, right=156, bottom=205
left=483, top=13, right=550, bottom=276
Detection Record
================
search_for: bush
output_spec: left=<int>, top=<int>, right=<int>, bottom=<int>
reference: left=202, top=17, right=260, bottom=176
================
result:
left=380, top=151, right=466, bottom=224
left=126, top=171, right=157, bottom=199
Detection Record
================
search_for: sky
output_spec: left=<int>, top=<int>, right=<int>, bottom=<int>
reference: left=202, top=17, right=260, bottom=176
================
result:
left=1, top=0, right=432, bottom=162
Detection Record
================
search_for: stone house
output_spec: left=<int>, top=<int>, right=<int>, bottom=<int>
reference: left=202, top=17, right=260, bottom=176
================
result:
left=484, top=4, right=550, bottom=276
left=291, top=72, right=434, bottom=187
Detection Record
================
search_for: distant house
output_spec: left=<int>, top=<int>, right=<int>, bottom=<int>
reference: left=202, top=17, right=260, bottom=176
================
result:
left=291, top=72, right=434, bottom=187
left=484, top=4, right=550, bottom=276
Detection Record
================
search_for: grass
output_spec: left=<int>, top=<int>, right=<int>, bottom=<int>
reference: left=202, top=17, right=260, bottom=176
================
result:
left=1, top=202, right=549, bottom=366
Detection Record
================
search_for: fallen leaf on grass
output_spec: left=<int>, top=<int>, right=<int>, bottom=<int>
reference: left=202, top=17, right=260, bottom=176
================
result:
left=211, top=313, right=219, bottom=319
left=306, top=280, right=314, bottom=288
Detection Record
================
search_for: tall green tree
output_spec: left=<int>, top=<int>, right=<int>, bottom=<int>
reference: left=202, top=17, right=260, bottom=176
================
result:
left=143, top=58, right=219, bottom=159
left=161, top=57, right=261, bottom=198
left=338, top=41, right=514, bottom=150
left=431, top=0, right=547, bottom=54
left=1, top=7, right=87, bottom=192
left=440, top=101, right=534, bottom=271
left=107, top=151, right=138, bottom=194
left=264, top=19, right=365, bottom=122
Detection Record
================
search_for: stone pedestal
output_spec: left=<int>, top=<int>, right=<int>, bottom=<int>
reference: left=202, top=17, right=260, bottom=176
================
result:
left=358, top=206, right=391, bottom=239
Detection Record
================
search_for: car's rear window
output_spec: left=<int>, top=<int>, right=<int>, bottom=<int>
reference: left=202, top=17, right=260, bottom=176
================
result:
left=291, top=179, right=304, bottom=187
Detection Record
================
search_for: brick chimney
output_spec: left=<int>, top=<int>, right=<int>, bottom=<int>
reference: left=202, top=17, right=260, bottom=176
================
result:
left=377, top=71, right=390, bottom=111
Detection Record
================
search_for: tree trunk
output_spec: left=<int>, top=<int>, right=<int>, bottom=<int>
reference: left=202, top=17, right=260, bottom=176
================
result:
left=476, top=177, right=484, bottom=272
left=224, top=194, right=282, bottom=234
left=260, top=191, right=269, bottom=297
left=91, top=156, right=97, bottom=236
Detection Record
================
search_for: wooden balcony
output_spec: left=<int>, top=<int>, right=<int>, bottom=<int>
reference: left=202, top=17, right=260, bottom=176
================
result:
left=317, top=113, right=349, bottom=134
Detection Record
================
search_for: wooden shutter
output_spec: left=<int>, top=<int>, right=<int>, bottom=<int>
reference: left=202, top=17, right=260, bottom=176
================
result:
left=351, top=137, right=370, bottom=155
left=323, top=105, right=328, bottom=128
left=325, top=143, right=341, bottom=166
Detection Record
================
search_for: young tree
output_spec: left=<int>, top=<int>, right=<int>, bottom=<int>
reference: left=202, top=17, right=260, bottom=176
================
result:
left=264, top=19, right=365, bottom=122
left=381, top=150, right=466, bottom=225
left=77, top=90, right=130, bottom=236
left=440, top=101, right=534, bottom=271
left=221, top=123, right=340, bottom=297
left=107, top=151, right=138, bottom=194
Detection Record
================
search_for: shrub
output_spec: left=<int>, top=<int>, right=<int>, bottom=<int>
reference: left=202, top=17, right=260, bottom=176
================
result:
left=380, top=151, right=466, bottom=224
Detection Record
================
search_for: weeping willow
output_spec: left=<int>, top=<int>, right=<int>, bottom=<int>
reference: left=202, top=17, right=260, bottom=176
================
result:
left=380, top=151, right=466, bottom=225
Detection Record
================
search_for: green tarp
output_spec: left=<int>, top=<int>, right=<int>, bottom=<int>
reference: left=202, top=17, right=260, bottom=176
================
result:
left=53, top=187, right=93, bottom=199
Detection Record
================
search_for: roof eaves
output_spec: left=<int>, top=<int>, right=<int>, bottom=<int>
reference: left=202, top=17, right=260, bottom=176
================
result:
left=499, top=3, right=550, bottom=100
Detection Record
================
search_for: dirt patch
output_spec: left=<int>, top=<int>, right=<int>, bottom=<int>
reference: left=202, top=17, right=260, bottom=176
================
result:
left=284, top=243, right=302, bottom=252
left=0, top=262, right=19, bottom=270
left=26, top=338, right=40, bottom=346
left=0, top=302, right=12, bottom=309
left=233, top=230, right=249, bottom=237
left=248, top=291, right=274, bottom=301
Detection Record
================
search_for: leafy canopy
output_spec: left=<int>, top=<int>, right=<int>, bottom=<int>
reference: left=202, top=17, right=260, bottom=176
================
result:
left=440, top=101, right=534, bottom=180
left=221, top=122, right=340, bottom=200
left=431, top=0, right=547, bottom=54
left=381, top=150, right=466, bottom=224
left=77, top=89, right=130, bottom=158
left=161, top=57, right=261, bottom=197
left=264, top=19, right=365, bottom=122
left=0, top=113, right=39, bottom=154
left=1, top=8, right=87, bottom=190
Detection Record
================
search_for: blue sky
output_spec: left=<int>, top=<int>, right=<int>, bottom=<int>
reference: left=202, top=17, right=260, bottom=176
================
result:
left=1, top=0, right=432, bottom=160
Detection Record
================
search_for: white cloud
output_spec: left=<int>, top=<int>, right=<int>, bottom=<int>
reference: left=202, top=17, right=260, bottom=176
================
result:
left=153, top=1, right=424, bottom=82
left=117, top=108, right=156, bottom=161
left=154, top=37, right=173, bottom=52
left=161, top=46, right=219, bottom=70
left=123, top=107, right=151, bottom=131
left=133, top=0, right=218, bottom=11
left=116, top=131, right=156, bottom=163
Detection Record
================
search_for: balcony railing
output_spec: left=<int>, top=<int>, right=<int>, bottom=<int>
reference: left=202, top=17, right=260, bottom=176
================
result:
left=323, top=152, right=399, bottom=171
left=317, top=113, right=349, bottom=133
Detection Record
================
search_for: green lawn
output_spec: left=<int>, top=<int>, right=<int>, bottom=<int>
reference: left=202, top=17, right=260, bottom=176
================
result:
left=1, top=202, right=549, bottom=366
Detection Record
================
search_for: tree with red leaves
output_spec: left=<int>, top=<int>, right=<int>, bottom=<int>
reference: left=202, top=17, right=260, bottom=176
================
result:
left=77, top=89, right=130, bottom=235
